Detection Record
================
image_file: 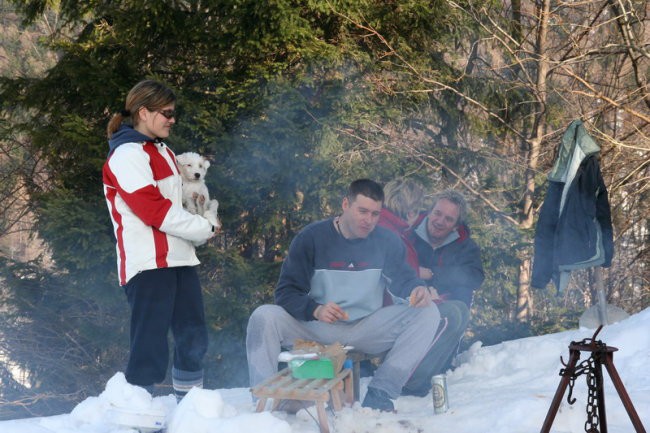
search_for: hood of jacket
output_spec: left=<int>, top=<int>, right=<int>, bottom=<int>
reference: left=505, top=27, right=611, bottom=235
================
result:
left=377, top=207, right=410, bottom=233
left=108, top=124, right=155, bottom=156
left=548, top=119, right=600, bottom=183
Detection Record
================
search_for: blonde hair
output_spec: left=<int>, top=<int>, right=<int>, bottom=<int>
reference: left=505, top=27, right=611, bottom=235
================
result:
left=106, top=80, right=176, bottom=138
left=383, top=178, right=424, bottom=220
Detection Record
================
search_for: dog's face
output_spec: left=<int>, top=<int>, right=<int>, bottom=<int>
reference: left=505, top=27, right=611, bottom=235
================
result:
left=176, top=152, right=210, bottom=183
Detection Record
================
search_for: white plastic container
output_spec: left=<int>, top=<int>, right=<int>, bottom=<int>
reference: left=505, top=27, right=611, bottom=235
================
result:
left=108, top=405, right=166, bottom=432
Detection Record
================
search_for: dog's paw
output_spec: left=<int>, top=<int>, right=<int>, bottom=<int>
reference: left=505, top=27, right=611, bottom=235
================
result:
left=206, top=199, right=219, bottom=212
left=204, top=213, right=221, bottom=229
left=204, top=201, right=221, bottom=229
left=197, top=194, right=206, bottom=205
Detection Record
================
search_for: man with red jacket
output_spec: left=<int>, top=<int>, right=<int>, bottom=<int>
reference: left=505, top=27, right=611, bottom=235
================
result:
left=402, top=189, right=484, bottom=396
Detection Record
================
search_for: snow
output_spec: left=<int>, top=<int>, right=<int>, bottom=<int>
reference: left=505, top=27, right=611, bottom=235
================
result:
left=2, top=308, right=648, bottom=433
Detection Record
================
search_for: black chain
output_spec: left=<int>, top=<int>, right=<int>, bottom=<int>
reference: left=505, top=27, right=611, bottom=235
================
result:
left=583, top=355, right=600, bottom=433
left=559, top=339, right=605, bottom=433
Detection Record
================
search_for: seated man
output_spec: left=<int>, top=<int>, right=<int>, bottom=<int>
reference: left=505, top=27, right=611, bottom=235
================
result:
left=403, top=189, right=484, bottom=396
left=246, top=179, right=440, bottom=412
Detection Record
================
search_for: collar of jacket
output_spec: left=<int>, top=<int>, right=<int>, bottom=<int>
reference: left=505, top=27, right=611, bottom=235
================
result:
left=548, top=119, right=600, bottom=182
left=107, top=124, right=162, bottom=156
left=412, top=212, right=470, bottom=249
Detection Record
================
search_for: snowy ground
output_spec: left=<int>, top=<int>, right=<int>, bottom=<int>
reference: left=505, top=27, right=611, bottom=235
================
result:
left=1, top=307, right=648, bottom=433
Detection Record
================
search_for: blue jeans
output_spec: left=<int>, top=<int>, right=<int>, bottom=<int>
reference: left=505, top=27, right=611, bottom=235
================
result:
left=123, top=266, right=207, bottom=386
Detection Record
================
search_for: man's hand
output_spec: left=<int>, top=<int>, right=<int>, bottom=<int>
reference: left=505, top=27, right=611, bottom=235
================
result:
left=419, top=266, right=433, bottom=280
left=313, top=302, right=349, bottom=323
left=408, top=285, right=432, bottom=307
left=427, top=286, right=440, bottom=301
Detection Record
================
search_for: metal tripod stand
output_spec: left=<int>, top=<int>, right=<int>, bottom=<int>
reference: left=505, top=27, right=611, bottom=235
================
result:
left=540, top=326, right=646, bottom=433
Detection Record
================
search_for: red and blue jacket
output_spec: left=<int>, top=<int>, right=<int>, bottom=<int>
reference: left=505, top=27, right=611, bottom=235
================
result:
left=103, top=125, right=213, bottom=285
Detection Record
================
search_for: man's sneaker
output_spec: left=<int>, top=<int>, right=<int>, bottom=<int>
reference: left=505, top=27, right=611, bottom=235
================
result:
left=358, top=359, right=377, bottom=377
left=401, top=384, right=430, bottom=397
left=362, top=387, right=394, bottom=412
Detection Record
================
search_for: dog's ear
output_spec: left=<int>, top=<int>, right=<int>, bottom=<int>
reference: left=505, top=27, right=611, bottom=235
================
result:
left=203, top=158, right=210, bottom=170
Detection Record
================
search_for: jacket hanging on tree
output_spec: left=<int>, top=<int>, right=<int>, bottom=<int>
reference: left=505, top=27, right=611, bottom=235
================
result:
left=531, top=120, right=614, bottom=292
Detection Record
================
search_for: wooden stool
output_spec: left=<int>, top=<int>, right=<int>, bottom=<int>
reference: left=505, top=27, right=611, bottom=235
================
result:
left=251, top=367, right=353, bottom=433
left=347, top=351, right=373, bottom=402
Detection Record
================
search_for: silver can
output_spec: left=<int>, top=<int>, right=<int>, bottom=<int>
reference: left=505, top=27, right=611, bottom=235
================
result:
left=432, top=374, right=449, bottom=414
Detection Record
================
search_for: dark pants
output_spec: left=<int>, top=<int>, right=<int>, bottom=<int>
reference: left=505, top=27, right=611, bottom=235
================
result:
left=402, top=300, right=470, bottom=396
left=123, top=266, right=207, bottom=386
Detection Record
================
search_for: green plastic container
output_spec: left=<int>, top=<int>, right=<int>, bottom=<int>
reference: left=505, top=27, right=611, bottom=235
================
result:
left=289, top=358, right=335, bottom=379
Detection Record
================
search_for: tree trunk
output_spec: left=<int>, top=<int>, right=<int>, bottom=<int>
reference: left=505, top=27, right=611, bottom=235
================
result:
left=511, top=0, right=522, bottom=44
left=517, top=0, right=551, bottom=323
left=521, top=0, right=551, bottom=230
left=516, top=257, right=533, bottom=322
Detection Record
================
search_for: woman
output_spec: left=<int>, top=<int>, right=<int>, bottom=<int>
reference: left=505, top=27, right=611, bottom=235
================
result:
left=378, top=178, right=425, bottom=275
left=103, top=80, right=216, bottom=399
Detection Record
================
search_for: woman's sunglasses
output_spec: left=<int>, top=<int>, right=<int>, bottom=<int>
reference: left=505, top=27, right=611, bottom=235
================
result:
left=157, top=109, right=176, bottom=119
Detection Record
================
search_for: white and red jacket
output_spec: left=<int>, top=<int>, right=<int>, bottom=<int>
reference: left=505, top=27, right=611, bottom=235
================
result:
left=103, top=135, right=213, bottom=285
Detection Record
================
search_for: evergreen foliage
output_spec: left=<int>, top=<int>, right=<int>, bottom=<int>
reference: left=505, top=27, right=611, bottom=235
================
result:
left=0, top=0, right=647, bottom=418
left=0, top=257, right=127, bottom=418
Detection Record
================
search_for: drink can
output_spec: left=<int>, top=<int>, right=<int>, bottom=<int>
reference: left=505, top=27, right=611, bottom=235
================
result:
left=432, top=374, right=449, bottom=414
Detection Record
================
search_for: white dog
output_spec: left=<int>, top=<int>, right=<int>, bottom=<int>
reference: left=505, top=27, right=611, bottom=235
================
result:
left=176, top=152, right=221, bottom=229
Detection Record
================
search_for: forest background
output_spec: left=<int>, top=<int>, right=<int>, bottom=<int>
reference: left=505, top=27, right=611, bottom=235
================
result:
left=0, top=0, right=647, bottom=420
